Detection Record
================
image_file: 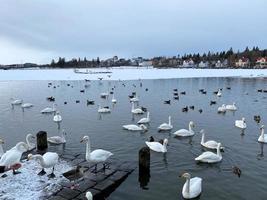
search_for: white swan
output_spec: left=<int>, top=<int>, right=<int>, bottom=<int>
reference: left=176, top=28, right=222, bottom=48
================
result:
left=111, top=94, right=117, bottom=103
left=226, top=102, right=237, bottom=111
left=258, top=125, right=267, bottom=143
left=217, top=104, right=226, bottom=113
left=0, top=142, right=28, bottom=174
left=28, top=152, right=59, bottom=178
left=80, top=136, right=113, bottom=171
left=181, top=172, right=202, bottom=199
left=173, top=121, right=195, bottom=137
left=48, top=130, right=67, bottom=144
left=0, top=138, right=4, bottom=158
left=137, top=112, right=150, bottom=124
left=53, top=111, right=62, bottom=122
left=195, top=143, right=222, bottom=163
left=130, top=96, right=139, bottom=102
left=145, top=138, right=168, bottom=153
left=200, top=130, right=224, bottom=150
left=98, top=105, right=111, bottom=113
left=86, top=191, right=93, bottom=200
left=131, top=102, right=144, bottom=114
left=217, top=89, right=222, bottom=97
left=10, top=98, right=23, bottom=105
left=158, top=116, right=173, bottom=131
left=123, top=124, right=147, bottom=131
left=100, top=92, right=109, bottom=98
left=26, top=134, right=35, bottom=150
left=235, top=117, right=246, bottom=129
left=21, top=103, right=34, bottom=109
left=41, top=103, right=57, bottom=114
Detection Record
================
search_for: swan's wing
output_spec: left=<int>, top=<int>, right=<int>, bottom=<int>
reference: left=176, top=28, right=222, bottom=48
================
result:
left=195, top=152, right=218, bottom=161
left=90, top=149, right=113, bottom=162
left=145, top=142, right=163, bottom=152
left=190, top=177, right=202, bottom=198
left=0, top=149, right=22, bottom=166
left=204, top=140, right=218, bottom=148
left=174, top=129, right=191, bottom=136
left=43, top=152, right=59, bottom=165
left=48, top=136, right=63, bottom=143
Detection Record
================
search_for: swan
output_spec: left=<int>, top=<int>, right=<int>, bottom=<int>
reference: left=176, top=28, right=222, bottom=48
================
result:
left=217, top=89, right=222, bottom=97
left=173, top=121, right=195, bottom=137
left=0, top=138, right=4, bottom=158
left=226, top=102, right=237, bottom=111
left=21, top=103, right=34, bottom=109
left=100, top=92, right=109, bottom=98
left=131, top=102, right=144, bottom=114
left=123, top=124, right=147, bottom=131
left=180, top=172, right=202, bottom=199
left=195, top=143, right=222, bottom=163
left=137, top=112, right=150, bottom=124
left=98, top=105, right=111, bottom=113
left=28, top=152, right=59, bottom=178
left=158, top=116, right=173, bottom=131
left=0, top=142, right=28, bottom=174
left=258, top=125, right=267, bottom=143
left=130, top=96, right=139, bottom=102
left=26, top=134, right=36, bottom=150
left=86, top=191, right=93, bottom=200
left=10, top=98, right=23, bottom=105
left=48, top=130, right=67, bottom=144
left=217, top=104, right=226, bottom=113
left=235, top=117, right=246, bottom=129
left=41, top=103, right=57, bottom=114
left=145, top=138, right=168, bottom=153
left=53, top=111, right=62, bottom=122
left=200, top=130, right=224, bottom=150
left=111, top=94, right=117, bottom=103
left=81, top=136, right=113, bottom=172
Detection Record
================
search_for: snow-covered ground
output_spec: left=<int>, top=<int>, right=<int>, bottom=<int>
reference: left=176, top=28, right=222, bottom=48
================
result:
left=0, top=159, right=72, bottom=200
left=0, top=68, right=266, bottom=81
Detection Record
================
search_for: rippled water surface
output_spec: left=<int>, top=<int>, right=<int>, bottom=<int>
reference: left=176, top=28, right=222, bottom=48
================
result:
left=0, top=77, right=267, bottom=200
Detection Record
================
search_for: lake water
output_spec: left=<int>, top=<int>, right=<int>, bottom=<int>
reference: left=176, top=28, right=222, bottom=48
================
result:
left=0, top=77, right=267, bottom=200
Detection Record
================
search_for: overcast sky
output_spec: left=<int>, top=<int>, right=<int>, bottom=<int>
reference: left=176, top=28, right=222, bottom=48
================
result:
left=0, top=0, right=266, bottom=64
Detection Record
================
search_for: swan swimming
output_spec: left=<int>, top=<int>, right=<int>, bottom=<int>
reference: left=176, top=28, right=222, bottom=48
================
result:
left=158, top=116, right=173, bottom=131
left=53, top=111, right=62, bottom=122
left=123, top=124, right=147, bottom=131
left=258, top=125, right=266, bottom=143
left=21, top=103, right=34, bottom=110
left=180, top=172, right=202, bottom=199
left=41, top=103, right=57, bottom=114
left=145, top=138, right=168, bottom=153
left=0, top=142, right=28, bottom=174
left=81, top=136, right=113, bottom=172
left=226, top=102, right=237, bottom=111
left=130, top=96, right=139, bottom=102
left=195, top=143, right=222, bottom=163
left=235, top=117, right=247, bottom=129
left=173, top=121, right=195, bottom=137
left=217, top=104, right=226, bottom=113
left=111, top=94, right=117, bottom=103
left=10, top=98, right=23, bottom=106
left=137, top=112, right=150, bottom=124
left=48, top=129, right=67, bottom=144
left=28, top=152, right=59, bottom=178
left=98, top=105, right=111, bottom=113
left=217, top=89, right=222, bottom=97
left=131, top=102, right=144, bottom=114
left=200, top=129, right=224, bottom=150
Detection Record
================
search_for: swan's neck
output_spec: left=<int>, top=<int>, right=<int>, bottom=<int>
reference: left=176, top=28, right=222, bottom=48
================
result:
left=62, top=132, right=66, bottom=141
left=189, top=124, right=193, bottom=132
left=185, top=177, right=190, bottom=194
left=147, top=112, right=150, bottom=119
left=132, top=103, right=134, bottom=111
left=86, top=140, right=91, bottom=160
left=201, top=133, right=205, bottom=144
left=0, top=144, right=4, bottom=156
left=168, top=118, right=171, bottom=126
left=16, top=142, right=27, bottom=152
left=163, top=142, right=167, bottom=152
left=33, top=155, right=45, bottom=166
left=112, top=94, right=115, bottom=99
left=217, top=146, right=221, bottom=157
left=26, top=135, right=34, bottom=148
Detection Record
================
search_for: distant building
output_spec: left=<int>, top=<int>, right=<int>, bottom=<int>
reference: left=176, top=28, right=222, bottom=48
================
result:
left=235, top=57, right=250, bottom=68
left=182, top=59, right=194, bottom=68
left=198, top=61, right=208, bottom=68
left=256, top=57, right=267, bottom=67
left=139, top=60, right=153, bottom=67
left=215, top=60, right=223, bottom=68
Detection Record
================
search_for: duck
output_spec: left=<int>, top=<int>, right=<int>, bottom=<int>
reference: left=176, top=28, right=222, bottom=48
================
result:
left=131, top=102, right=144, bottom=114
left=53, top=111, right=62, bottom=122
left=145, top=138, right=168, bottom=153
left=41, top=103, right=57, bottom=114
left=0, top=138, right=4, bottom=158
left=217, top=89, right=222, bottom=97
left=173, top=121, right=195, bottom=137
left=87, top=100, right=95, bottom=105
left=123, top=124, right=147, bottom=131
left=10, top=98, right=23, bottom=106
left=149, top=136, right=164, bottom=145
left=195, top=143, right=222, bottom=163
left=46, top=96, right=55, bottom=101
left=48, top=130, right=67, bottom=144
left=200, top=129, right=224, bottom=150
left=26, top=134, right=36, bottom=150
left=80, top=136, right=113, bottom=172
left=226, top=102, right=237, bottom=111
left=258, top=125, right=266, bottom=143
left=164, top=100, right=171, bottom=104
left=27, top=152, right=59, bottom=178
left=158, top=116, right=173, bottom=131
left=180, top=172, right=202, bottom=199
left=86, top=191, right=93, bottom=200
left=111, top=94, right=117, bottom=103
left=235, top=118, right=247, bottom=129
left=182, top=106, right=189, bottom=112
left=210, top=101, right=216, bottom=105
left=217, top=104, right=226, bottom=113
left=98, top=105, right=111, bottom=113
left=137, top=112, right=150, bottom=124
left=0, top=142, right=28, bottom=174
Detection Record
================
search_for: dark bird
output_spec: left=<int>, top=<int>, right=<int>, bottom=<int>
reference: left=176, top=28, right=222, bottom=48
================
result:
left=202, top=91, right=207, bottom=94
left=141, top=107, right=147, bottom=112
left=226, top=87, right=231, bottom=90
left=67, top=84, right=70, bottom=86
left=149, top=136, right=163, bottom=145
left=145, top=88, right=149, bottom=91
left=189, top=106, right=194, bottom=110
left=76, top=100, right=80, bottom=103
left=98, top=77, right=103, bottom=80
left=140, top=83, right=142, bottom=87
left=104, top=106, right=109, bottom=109
left=164, top=100, right=171, bottom=104
left=80, top=90, right=85, bottom=93
left=199, top=89, right=204, bottom=92
left=213, top=91, right=218, bottom=94
left=232, top=166, right=242, bottom=178
left=180, top=91, right=186, bottom=95
left=87, top=100, right=95, bottom=105
left=64, top=102, right=67, bottom=105
left=254, top=115, right=261, bottom=123
left=198, top=109, right=203, bottom=113
left=264, top=90, right=267, bottom=93
left=173, top=92, right=179, bottom=96
left=110, top=91, right=114, bottom=94
left=173, top=89, right=178, bottom=92
left=128, top=95, right=134, bottom=99
left=258, top=89, right=263, bottom=92
left=85, top=79, right=90, bottom=82
left=132, top=92, right=136, bottom=96
left=182, top=106, right=188, bottom=112
left=210, top=101, right=217, bottom=105
left=47, top=96, right=55, bottom=102
left=53, top=86, right=56, bottom=89
left=174, top=96, right=179, bottom=100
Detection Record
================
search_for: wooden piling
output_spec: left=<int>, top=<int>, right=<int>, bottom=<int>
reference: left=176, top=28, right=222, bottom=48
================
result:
left=138, top=147, right=150, bottom=189
left=36, top=131, right=48, bottom=152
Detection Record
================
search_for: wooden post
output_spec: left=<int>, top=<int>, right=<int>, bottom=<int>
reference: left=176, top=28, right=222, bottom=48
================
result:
left=36, top=131, right=48, bottom=152
left=138, top=147, right=150, bottom=189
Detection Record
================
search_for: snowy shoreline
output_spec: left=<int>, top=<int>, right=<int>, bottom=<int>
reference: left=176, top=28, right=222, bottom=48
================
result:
left=0, top=68, right=266, bottom=81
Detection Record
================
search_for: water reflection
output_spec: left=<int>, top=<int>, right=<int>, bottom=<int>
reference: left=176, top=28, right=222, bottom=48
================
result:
left=257, top=142, right=264, bottom=159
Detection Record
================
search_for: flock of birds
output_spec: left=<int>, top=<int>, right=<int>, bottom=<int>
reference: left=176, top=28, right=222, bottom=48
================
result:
left=0, top=79, right=266, bottom=200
